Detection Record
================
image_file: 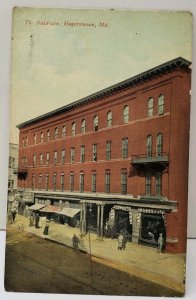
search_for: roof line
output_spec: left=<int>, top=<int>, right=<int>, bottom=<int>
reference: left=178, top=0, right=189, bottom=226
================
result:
left=17, top=57, right=191, bottom=129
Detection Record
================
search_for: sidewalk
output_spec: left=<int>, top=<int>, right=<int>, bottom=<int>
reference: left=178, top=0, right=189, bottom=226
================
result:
left=9, top=215, right=185, bottom=293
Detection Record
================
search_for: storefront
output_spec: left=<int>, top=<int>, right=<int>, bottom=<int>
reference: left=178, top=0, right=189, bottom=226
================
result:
left=58, top=207, right=80, bottom=227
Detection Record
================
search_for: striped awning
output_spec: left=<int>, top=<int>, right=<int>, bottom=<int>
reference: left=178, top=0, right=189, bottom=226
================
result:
left=39, top=205, right=61, bottom=213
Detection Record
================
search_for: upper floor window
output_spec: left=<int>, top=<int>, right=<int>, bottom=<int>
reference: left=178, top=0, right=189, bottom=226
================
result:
left=70, top=172, right=74, bottom=192
left=32, top=175, right=35, bottom=190
left=81, top=119, right=86, bottom=134
left=22, top=138, right=25, bottom=147
left=122, top=138, right=128, bottom=159
left=121, top=171, right=127, bottom=194
left=46, top=152, right=50, bottom=166
left=61, top=172, right=65, bottom=192
left=156, top=133, right=163, bottom=156
left=71, top=147, right=75, bottom=163
left=146, top=172, right=151, bottom=195
left=148, top=97, right=154, bottom=117
left=91, top=173, right=96, bottom=193
left=33, top=134, right=37, bottom=144
left=146, top=135, right=152, bottom=157
left=80, top=172, right=84, bottom=193
left=61, top=149, right=65, bottom=164
left=33, top=154, right=36, bottom=166
left=47, top=130, right=50, bottom=141
left=92, top=144, right=97, bottom=161
left=40, top=153, right=43, bottom=166
left=107, top=111, right=112, bottom=127
left=54, top=127, right=58, bottom=140
left=123, top=105, right=129, bottom=123
left=26, top=136, right=28, bottom=146
left=106, top=141, right=111, bottom=160
left=158, top=94, right=164, bottom=115
left=45, top=174, right=49, bottom=191
left=93, top=115, right=98, bottom=131
left=38, top=174, right=42, bottom=190
left=54, top=151, right=58, bottom=165
left=105, top=171, right=110, bottom=193
left=40, top=132, right=44, bottom=143
left=53, top=173, right=57, bottom=191
left=62, top=125, right=66, bottom=138
left=80, top=145, right=85, bottom=163
left=156, top=172, right=162, bottom=195
left=72, top=122, right=76, bottom=136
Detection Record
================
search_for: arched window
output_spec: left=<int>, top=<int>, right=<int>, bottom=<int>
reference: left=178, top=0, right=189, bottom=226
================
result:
left=54, top=127, right=58, bottom=139
left=40, top=132, right=43, bottom=143
left=123, top=105, right=129, bottom=123
left=146, top=135, right=152, bottom=157
left=25, top=136, right=28, bottom=146
left=81, top=119, right=86, bottom=134
left=93, top=115, right=98, bottom=131
left=107, top=111, right=112, bottom=127
left=158, top=94, right=164, bottom=115
left=22, top=138, right=25, bottom=147
left=148, top=97, right=154, bottom=117
left=33, top=134, right=37, bottom=145
left=47, top=130, right=50, bottom=141
left=62, top=125, right=66, bottom=138
left=156, top=133, right=163, bottom=156
left=72, top=122, right=76, bottom=136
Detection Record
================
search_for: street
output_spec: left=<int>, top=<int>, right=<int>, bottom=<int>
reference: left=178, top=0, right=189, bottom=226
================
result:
left=4, top=226, right=183, bottom=296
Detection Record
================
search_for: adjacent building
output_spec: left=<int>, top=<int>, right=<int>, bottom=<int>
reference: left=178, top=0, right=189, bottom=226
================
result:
left=15, top=57, right=191, bottom=253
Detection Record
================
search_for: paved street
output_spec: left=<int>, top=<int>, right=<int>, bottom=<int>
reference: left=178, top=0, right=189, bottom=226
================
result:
left=4, top=225, right=183, bottom=296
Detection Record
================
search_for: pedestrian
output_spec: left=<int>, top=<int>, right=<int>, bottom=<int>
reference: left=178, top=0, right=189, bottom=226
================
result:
left=29, top=214, right=34, bottom=227
left=35, top=213, right=40, bottom=228
left=157, top=233, right=164, bottom=253
left=118, top=233, right=124, bottom=250
left=72, top=234, right=80, bottom=252
left=122, top=231, right=127, bottom=250
left=43, top=219, right=50, bottom=235
left=8, top=211, right=13, bottom=224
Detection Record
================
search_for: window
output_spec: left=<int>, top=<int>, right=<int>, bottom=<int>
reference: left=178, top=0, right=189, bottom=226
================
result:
left=156, top=133, right=163, bottom=156
left=81, top=119, right=86, bottom=134
left=26, top=136, right=28, bottom=146
left=80, top=146, right=85, bottom=162
left=40, top=153, right=43, bottom=166
left=72, top=122, right=76, bottom=136
left=54, top=127, right=58, bottom=139
left=107, top=111, right=112, bottom=127
left=123, top=105, right=129, bottom=123
left=92, top=173, right=96, bottom=193
left=38, top=174, right=42, bottom=190
left=9, top=157, right=12, bottom=168
left=33, top=134, right=37, bottom=144
left=156, top=173, right=162, bottom=195
left=33, top=154, right=36, bottom=166
left=80, top=173, right=84, bottom=192
left=40, top=132, right=44, bottom=143
left=148, top=97, right=154, bottom=117
left=24, top=156, right=28, bottom=166
left=54, top=151, right=58, bottom=165
left=121, top=171, right=127, bottom=194
left=158, top=94, right=164, bottom=115
left=47, top=130, right=50, bottom=141
left=62, top=125, right=66, bottom=138
left=70, top=173, right=74, bottom=192
left=106, top=141, right=111, bottom=160
left=46, top=152, right=50, bottom=166
left=32, top=175, right=35, bottom=190
left=61, top=149, right=65, bottom=164
left=146, top=172, right=151, bottom=195
left=22, top=138, right=25, bottom=147
left=92, top=144, right=97, bottom=161
left=45, top=174, right=49, bottom=191
left=93, top=115, right=98, bottom=131
left=53, top=173, right=57, bottom=191
left=61, top=173, right=65, bottom=192
left=105, top=172, right=110, bottom=193
left=71, top=148, right=75, bottom=163
left=146, top=135, right=152, bottom=157
left=122, top=138, right=128, bottom=159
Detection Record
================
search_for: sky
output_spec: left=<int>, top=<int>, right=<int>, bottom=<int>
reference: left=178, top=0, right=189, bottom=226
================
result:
left=10, top=7, right=192, bottom=143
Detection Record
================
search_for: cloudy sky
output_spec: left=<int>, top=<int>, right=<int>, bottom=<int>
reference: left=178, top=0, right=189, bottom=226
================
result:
left=10, top=8, right=192, bottom=142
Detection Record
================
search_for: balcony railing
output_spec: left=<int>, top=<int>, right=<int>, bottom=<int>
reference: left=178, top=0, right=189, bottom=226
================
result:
left=132, top=152, right=169, bottom=164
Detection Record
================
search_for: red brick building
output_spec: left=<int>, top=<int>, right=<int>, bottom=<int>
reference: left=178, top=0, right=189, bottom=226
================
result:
left=15, top=57, right=191, bottom=253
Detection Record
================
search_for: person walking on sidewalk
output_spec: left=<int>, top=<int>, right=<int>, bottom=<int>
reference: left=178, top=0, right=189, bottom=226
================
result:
left=43, top=219, right=50, bottom=235
left=118, top=233, right=124, bottom=250
left=72, top=234, right=80, bottom=252
left=35, top=213, right=40, bottom=228
left=157, top=233, right=164, bottom=253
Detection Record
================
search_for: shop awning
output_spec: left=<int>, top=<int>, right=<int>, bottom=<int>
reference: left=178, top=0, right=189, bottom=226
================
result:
left=29, top=204, right=46, bottom=210
left=58, top=207, right=81, bottom=218
left=39, top=205, right=62, bottom=213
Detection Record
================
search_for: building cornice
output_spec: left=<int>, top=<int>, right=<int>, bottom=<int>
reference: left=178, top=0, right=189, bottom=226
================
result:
left=17, top=57, right=191, bottom=129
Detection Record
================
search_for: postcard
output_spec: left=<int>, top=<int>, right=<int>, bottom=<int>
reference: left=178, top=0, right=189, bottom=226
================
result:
left=5, top=7, right=192, bottom=296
